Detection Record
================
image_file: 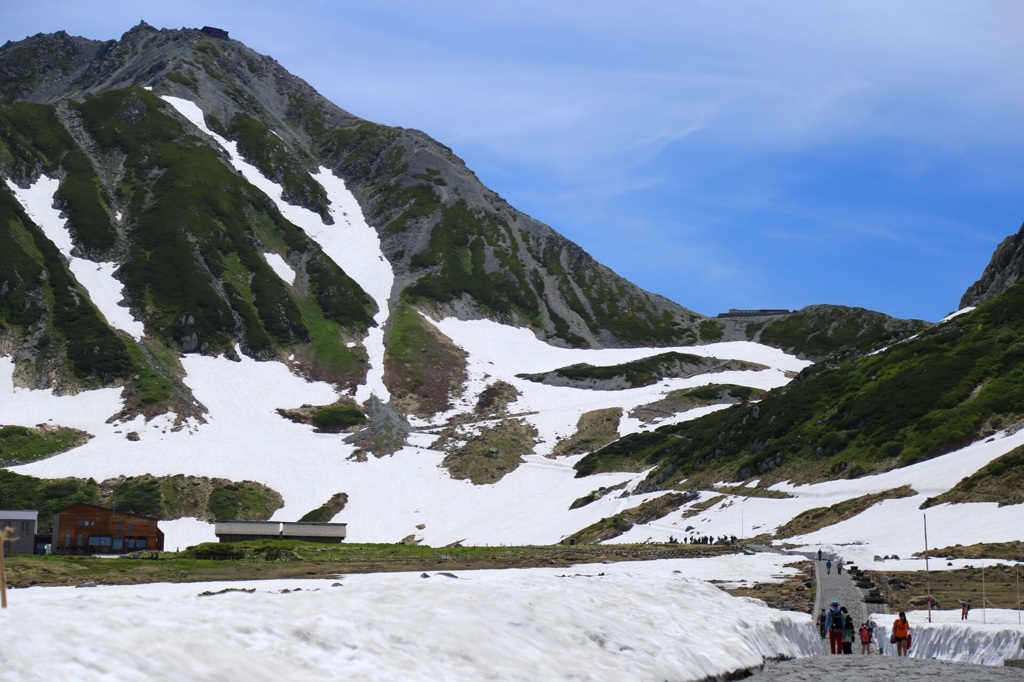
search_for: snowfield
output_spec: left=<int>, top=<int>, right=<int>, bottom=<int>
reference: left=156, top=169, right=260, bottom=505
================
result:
left=2, top=94, right=1023, bottom=679
left=2, top=556, right=819, bottom=682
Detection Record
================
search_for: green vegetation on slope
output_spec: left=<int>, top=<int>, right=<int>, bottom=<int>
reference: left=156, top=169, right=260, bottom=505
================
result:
left=922, top=445, right=1024, bottom=508
left=578, top=281, right=1024, bottom=491
left=298, top=492, right=348, bottom=523
left=227, top=112, right=330, bottom=221
left=0, top=103, right=116, bottom=253
left=758, top=305, right=928, bottom=359
left=518, top=352, right=766, bottom=389
left=383, top=298, right=467, bottom=416
left=0, top=425, right=90, bottom=464
left=0, top=178, right=134, bottom=384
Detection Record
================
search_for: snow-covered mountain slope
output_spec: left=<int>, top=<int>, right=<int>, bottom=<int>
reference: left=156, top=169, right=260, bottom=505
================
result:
left=3, top=133, right=1022, bottom=560
left=0, top=137, right=800, bottom=548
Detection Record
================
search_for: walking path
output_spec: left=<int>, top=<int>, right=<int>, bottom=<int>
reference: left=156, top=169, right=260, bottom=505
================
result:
left=809, top=550, right=876, bottom=625
left=749, top=655, right=1024, bottom=680
left=743, top=550, right=1024, bottom=679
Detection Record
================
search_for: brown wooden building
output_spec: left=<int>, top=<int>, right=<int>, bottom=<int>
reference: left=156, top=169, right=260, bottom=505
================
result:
left=51, top=503, right=164, bottom=554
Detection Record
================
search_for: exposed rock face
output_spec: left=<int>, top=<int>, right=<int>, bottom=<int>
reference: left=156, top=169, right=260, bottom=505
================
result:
left=960, top=223, right=1024, bottom=310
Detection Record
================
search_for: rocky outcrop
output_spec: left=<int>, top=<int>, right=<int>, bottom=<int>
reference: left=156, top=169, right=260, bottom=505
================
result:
left=960, top=222, right=1024, bottom=310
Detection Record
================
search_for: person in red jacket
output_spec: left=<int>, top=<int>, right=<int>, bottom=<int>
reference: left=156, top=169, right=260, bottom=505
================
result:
left=892, top=611, right=911, bottom=656
left=859, top=622, right=873, bottom=654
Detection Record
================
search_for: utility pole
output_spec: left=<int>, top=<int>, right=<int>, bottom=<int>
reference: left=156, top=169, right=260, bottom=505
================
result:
left=923, top=513, right=932, bottom=623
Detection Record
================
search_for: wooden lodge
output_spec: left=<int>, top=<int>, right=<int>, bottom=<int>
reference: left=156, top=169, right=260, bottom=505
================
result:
left=51, top=503, right=164, bottom=554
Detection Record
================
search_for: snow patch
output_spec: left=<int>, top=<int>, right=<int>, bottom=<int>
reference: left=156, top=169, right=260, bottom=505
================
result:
left=262, top=251, right=296, bottom=284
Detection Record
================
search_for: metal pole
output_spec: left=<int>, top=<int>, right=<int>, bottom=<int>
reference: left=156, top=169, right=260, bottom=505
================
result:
left=982, top=563, right=987, bottom=624
left=923, top=513, right=931, bottom=623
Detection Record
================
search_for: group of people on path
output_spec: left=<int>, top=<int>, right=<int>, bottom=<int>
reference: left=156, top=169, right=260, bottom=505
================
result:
left=818, top=602, right=912, bottom=656
left=817, top=549, right=911, bottom=657
left=816, top=549, right=843, bottom=575
left=819, top=600, right=861, bottom=654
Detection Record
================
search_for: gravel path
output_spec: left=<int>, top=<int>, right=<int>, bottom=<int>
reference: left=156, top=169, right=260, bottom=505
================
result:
left=743, top=550, right=1024, bottom=679
left=750, top=655, right=1024, bottom=680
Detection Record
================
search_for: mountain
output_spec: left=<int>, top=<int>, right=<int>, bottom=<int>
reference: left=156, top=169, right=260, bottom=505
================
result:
left=1, top=23, right=1018, bottom=554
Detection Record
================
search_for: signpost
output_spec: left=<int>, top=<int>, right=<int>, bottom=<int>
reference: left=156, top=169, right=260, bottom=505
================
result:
left=0, top=526, right=16, bottom=608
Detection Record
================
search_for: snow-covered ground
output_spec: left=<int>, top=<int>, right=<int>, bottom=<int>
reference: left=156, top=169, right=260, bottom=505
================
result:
left=1, top=555, right=819, bottom=682
left=871, top=609, right=1024, bottom=666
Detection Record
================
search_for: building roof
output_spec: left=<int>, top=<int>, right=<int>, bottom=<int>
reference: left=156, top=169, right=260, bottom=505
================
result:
left=54, top=502, right=162, bottom=522
left=0, top=510, right=39, bottom=521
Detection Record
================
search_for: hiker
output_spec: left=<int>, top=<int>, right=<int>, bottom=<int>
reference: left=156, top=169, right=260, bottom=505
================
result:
left=817, top=549, right=823, bottom=561
left=824, top=600, right=844, bottom=654
left=961, top=599, right=970, bottom=620
left=859, top=622, right=873, bottom=655
left=817, top=609, right=827, bottom=638
left=825, top=559, right=832, bottom=575
left=836, top=558, right=843, bottom=575
left=891, top=611, right=911, bottom=657
left=841, top=607, right=855, bottom=654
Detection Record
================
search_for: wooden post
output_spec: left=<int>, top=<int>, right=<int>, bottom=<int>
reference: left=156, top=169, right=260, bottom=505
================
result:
left=0, top=526, right=15, bottom=609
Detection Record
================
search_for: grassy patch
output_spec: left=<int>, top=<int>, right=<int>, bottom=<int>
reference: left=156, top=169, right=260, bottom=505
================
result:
left=699, top=319, right=724, bottom=341
left=550, top=408, right=623, bottom=457
left=569, top=482, right=628, bottom=510
left=208, top=482, right=283, bottom=521
left=519, top=353, right=765, bottom=390
left=298, top=493, right=349, bottom=523
left=628, top=384, right=766, bottom=424
left=440, top=419, right=538, bottom=484
left=0, top=425, right=90, bottom=464
left=383, top=300, right=467, bottom=417
left=310, top=405, right=367, bottom=433
left=277, top=400, right=366, bottom=433
left=924, top=541, right=1024, bottom=562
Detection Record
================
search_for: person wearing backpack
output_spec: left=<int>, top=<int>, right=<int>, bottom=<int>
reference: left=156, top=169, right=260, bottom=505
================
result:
left=841, top=607, right=855, bottom=654
left=817, top=609, right=827, bottom=638
left=824, top=600, right=844, bottom=654
left=859, top=622, right=873, bottom=654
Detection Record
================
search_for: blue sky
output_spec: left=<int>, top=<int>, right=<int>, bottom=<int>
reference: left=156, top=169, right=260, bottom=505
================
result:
left=4, top=1, right=1022, bottom=321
